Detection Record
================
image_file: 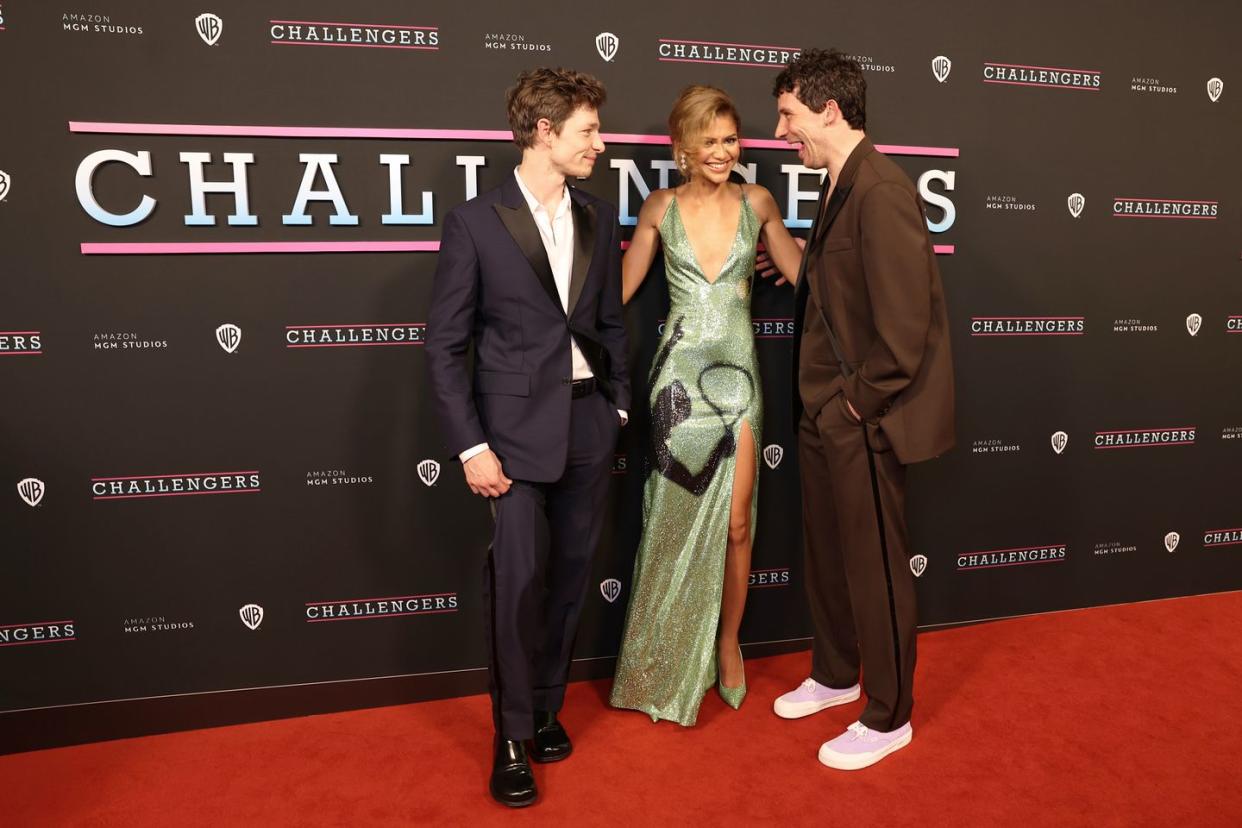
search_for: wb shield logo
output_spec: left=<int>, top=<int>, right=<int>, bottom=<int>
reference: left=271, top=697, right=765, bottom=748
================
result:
left=1186, top=313, right=1202, bottom=336
left=1207, top=77, right=1223, bottom=103
left=239, top=604, right=264, bottom=630
left=932, top=56, right=952, bottom=83
left=1164, top=532, right=1180, bottom=553
left=216, top=323, right=241, bottom=353
left=417, top=459, right=440, bottom=487
left=909, top=555, right=928, bottom=578
left=595, top=32, right=618, bottom=62
left=1051, top=431, right=1068, bottom=455
left=17, top=478, right=45, bottom=507
left=1067, top=193, right=1085, bottom=218
left=196, top=13, right=223, bottom=46
left=0, top=170, right=10, bottom=202
left=600, top=578, right=622, bottom=603
left=763, top=444, right=784, bottom=470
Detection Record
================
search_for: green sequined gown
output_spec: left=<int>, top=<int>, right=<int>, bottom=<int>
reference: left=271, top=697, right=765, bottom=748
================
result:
left=610, top=190, right=762, bottom=725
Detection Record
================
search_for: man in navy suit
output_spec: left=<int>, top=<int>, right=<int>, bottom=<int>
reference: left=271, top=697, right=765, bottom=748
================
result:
left=426, top=67, right=629, bottom=807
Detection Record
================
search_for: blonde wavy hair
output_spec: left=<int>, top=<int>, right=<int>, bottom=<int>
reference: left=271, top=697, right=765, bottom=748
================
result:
left=668, top=85, right=742, bottom=177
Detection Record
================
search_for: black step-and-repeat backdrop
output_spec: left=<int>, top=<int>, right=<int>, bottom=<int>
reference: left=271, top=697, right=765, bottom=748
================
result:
left=2, top=1, right=1240, bottom=752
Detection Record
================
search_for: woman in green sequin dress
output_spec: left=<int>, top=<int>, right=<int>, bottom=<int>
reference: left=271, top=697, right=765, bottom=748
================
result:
left=610, top=87, right=804, bottom=725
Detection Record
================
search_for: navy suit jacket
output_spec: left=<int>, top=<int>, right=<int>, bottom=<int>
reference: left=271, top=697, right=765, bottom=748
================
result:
left=425, top=176, right=631, bottom=483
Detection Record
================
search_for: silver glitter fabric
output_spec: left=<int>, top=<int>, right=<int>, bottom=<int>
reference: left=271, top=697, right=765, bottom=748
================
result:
left=610, top=190, right=762, bottom=725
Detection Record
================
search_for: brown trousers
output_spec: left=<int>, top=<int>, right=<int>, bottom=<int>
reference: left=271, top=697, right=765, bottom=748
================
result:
left=798, top=396, right=917, bottom=731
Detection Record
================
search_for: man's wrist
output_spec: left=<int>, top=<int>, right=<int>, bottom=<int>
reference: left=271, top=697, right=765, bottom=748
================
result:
left=459, top=443, right=489, bottom=464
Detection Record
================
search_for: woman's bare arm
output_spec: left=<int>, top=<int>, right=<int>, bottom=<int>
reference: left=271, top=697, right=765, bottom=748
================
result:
left=622, top=190, right=672, bottom=304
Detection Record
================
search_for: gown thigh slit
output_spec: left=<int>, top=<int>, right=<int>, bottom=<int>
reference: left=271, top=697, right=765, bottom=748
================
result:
left=610, top=188, right=764, bottom=725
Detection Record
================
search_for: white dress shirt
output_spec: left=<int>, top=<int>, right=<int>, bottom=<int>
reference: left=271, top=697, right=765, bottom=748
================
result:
left=459, top=170, right=624, bottom=464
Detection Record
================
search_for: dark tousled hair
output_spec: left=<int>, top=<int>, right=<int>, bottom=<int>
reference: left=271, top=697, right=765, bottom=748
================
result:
left=772, top=49, right=866, bottom=130
left=506, top=67, right=607, bottom=149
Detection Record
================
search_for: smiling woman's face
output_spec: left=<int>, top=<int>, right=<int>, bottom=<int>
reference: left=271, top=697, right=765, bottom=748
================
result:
left=685, top=114, right=741, bottom=183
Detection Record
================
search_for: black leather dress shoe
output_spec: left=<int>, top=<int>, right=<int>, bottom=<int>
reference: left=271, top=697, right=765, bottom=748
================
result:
left=490, top=738, right=536, bottom=807
left=530, top=711, right=573, bottom=763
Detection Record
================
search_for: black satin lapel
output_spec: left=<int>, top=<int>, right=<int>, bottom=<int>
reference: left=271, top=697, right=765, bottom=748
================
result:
left=493, top=203, right=563, bottom=316
left=567, top=199, right=595, bottom=317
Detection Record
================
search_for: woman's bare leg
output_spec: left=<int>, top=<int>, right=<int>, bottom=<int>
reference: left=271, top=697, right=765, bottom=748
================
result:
left=718, top=419, right=757, bottom=688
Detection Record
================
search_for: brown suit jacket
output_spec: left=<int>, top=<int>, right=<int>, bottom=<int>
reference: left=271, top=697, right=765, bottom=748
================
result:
left=793, top=137, right=955, bottom=464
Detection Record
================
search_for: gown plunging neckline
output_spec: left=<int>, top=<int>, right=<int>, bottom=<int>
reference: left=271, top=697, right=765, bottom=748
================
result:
left=669, top=189, right=749, bottom=286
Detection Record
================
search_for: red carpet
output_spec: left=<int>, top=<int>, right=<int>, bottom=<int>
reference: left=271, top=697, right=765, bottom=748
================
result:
left=3, top=592, right=1241, bottom=826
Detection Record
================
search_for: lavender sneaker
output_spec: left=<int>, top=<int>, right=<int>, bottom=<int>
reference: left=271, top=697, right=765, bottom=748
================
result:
left=817, top=721, right=913, bottom=770
left=772, top=678, right=861, bottom=719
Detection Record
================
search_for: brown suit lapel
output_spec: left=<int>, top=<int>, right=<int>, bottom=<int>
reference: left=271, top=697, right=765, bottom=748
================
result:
left=812, top=136, right=874, bottom=247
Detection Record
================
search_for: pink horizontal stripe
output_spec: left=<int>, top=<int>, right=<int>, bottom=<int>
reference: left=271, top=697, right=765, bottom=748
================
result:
left=1094, top=442, right=1195, bottom=449
left=751, top=568, right=790, bottom=574
left=973, top=316, right=1084, bottom=320
left=1112, top=214, right=1217, bottom=219
left=67, top=122, right=960, bottom=156
left=1205, top=541, right=1242, bottom=548
left=608, top=132, right=671, bottom=145
left=1113, top=198, right=1217, bottom=204
left=971, top=332, right=1084, bottom=336
left=986, top=61, right=1101, bottom=73
left=1204, top=527, right=1242, bottom=535
left=307, top=609, right=458, bottom=622
left=91, top=471, right=259, bottom=482
left=888, top=146, right=960, bottom=158
left=0, top=351, right=42, bottom=355
left=0, top=638, right=76, bottom=648
left=0, top=331, right=41, bottom=335
left=1095, top=428, right=1194, bottom=435
left=272, top=40, right=437, bottom=51
left=0, top=620, right=74, bottom=630
left=94, top=489, right=261, bottom=500
left=749, top=584, right=791, bottom=589
left=269, top=20, right=437, bottom=30
left=306, top=592, right=456, bottom=606
left=958, top=558, right=1064, bottom=571
left=81, top=242, right=439, bottom=254
left=752, top=317, right=793, bottom=322
left=963, top=544, right=1065, bottom=556
left=740, top=137, right=960, bottom=157
left=659, top=37, right=800, bottom=51
left=69, top=121, right=514, bottom=140
left=984, top=79, right=1100, bottom=91
left=83, top=240, right=954, bottom=258
left=287, top=342, right=422, bottom=348
left=660, top=56, right=792, bottom=70
left=287, top=323, right=423, bottom=329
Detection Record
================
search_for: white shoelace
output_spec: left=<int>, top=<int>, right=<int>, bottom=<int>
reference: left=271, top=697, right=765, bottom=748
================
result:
left=801, top=678, right=818, bottom=691
left=847, top=722, right=871, bottom=740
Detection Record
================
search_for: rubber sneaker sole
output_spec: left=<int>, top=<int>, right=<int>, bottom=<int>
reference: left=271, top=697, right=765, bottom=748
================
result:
left=817, top=727, right=913, bottom=770
left=772, top=685, right=861, bottom=719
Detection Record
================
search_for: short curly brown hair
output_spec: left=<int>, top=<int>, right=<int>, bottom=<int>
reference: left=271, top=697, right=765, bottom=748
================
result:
left=772, top=49, right=866, bottom=130
left=506, top=67, right=607, bottom=149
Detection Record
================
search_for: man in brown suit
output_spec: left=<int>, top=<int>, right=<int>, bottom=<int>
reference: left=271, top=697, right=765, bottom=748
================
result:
left=769, top=49, right=955, bottom=770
